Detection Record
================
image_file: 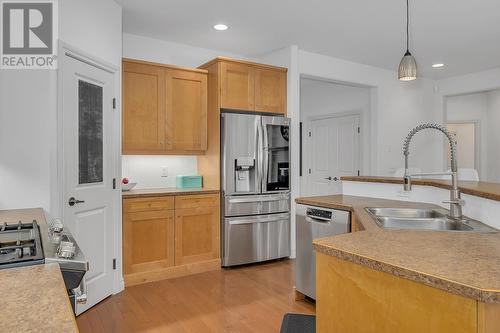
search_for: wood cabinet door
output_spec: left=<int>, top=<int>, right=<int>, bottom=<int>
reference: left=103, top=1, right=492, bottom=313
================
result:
left=254, top=67, right=287, bottom=114
left=123, top=62, right=166, bottom=154
left=166, top=69, right=207, bottom=152
left=174, top=206, right=219, bottom=265
left=220, top=62, right=255, bottom=111
left=123, top=209, right=174, bottom=275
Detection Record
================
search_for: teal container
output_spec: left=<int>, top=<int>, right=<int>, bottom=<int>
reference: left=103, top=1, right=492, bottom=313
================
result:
left=176, top=175, right=203, bottom=188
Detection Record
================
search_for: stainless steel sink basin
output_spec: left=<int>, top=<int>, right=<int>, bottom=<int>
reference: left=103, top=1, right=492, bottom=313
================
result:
left=365, top=207, right=498, bottom=233
left=366, top=207, right=446, bottom=219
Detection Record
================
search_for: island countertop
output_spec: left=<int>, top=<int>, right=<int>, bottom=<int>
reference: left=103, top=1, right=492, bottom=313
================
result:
left=0, top=263, right=78, bottom=332
left=295, top=195, right=500, bottom=303
left=0, top=208, right=79, bottom=332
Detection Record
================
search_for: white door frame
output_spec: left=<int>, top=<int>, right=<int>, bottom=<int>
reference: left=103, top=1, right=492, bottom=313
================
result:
left=304, top=110, right=362, bottom=195
left=54, top=41, right=123, bottom=295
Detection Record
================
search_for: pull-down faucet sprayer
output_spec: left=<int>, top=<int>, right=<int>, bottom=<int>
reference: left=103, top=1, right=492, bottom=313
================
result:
left=402, top=123, right=465, bottom=219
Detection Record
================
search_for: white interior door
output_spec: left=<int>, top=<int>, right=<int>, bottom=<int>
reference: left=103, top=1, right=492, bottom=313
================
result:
left=61, top=53, right=115, bottom=314
left=307, top=115, right=360, bottom=196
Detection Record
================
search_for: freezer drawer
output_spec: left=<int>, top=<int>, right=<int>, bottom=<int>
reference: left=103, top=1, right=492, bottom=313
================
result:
left=223, top=213, right=290, bottom=266
left=224, top=193, right=290, bottom=217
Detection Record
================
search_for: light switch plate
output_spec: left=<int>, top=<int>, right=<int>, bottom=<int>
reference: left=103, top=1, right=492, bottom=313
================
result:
left=161, top=166, right=168, bottom=177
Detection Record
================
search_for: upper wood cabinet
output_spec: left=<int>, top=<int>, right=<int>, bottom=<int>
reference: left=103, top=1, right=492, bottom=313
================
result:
left=254, top=67, right=287, bottom=114
left=215, top=58, right=287, bottom=114
left=122, top=59, right=208, bottom=155
left=166, top=69, right=207, bottom=152
left=123, top=62, right=166, bottom=153
left=220, top=61, right=255, bottom=110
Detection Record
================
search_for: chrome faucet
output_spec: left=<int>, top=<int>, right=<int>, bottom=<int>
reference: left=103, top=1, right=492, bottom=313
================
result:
left=402, top=123, right=465, bottom=219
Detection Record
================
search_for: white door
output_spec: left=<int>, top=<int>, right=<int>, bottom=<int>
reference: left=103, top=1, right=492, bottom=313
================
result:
left=61, top=53, right=115, bottom=314
left=307, top=115, right=360, bottom=195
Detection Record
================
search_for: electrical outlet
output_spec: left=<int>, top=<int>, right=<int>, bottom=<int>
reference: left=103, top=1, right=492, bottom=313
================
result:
left=161, top=166, right=168, bottom=177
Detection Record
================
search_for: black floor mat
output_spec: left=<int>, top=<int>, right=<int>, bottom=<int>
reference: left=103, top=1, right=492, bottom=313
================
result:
left=279, top=313, right=316, bottom=333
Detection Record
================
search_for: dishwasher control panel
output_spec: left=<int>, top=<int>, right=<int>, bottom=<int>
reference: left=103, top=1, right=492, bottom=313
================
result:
left=306, top=208, right=332, bottom=221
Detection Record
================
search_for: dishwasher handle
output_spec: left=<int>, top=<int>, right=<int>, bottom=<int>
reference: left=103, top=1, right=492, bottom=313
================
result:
left=305, top=216, right=332, bottom=224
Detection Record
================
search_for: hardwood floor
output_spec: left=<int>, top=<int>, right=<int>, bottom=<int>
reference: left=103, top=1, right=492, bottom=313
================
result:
left=77, top=259, right=315, bottom=333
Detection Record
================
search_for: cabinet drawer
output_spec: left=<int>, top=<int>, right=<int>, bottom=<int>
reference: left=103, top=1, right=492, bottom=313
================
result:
left=124, top=197, right=174, bottom=213
left=175, top=194, right=219, bottom=209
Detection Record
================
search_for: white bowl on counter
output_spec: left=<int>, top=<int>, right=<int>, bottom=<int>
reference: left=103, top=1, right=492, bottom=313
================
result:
left=121, top=182, right=137, bottom=191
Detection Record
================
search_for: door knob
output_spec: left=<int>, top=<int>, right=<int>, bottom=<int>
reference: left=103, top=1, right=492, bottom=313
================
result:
left=324, top=177, right=332, bottom=180
left=68, top=197, right=85, bottom=206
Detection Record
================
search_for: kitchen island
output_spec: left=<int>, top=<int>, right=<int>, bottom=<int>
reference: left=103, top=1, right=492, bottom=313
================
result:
left=296, top=194, right=500, bottom=333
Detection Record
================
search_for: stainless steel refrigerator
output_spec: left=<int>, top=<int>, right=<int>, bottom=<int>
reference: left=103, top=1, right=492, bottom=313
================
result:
left=221, top=112, right=291, bottom=267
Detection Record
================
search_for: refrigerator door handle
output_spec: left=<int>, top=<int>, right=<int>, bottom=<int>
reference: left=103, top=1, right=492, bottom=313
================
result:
left=227, top=213, right=290, bottom=225
left=257, top=118, right=264, bottom=192
left=227, top=194, right=288, bottom=204
left=261, top=120, right=269, bottom=193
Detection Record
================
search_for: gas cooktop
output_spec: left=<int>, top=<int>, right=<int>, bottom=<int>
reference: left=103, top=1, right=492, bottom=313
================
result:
left=0, top=220, right=44, bottom=269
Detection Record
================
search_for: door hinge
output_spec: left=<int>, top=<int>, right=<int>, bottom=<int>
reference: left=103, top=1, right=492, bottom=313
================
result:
left=112, top=258, right=117, bottom=270
left=308, top=168, right=311, bottom=174
left=112, top=98, right=116, bottom=109
left=112, top=178, right=116, bottom=189
left=357, top=127, right=360, bottom=134
left=357, top=170, right=360, bottom=176
left=308, top=131, right=312, bottom=137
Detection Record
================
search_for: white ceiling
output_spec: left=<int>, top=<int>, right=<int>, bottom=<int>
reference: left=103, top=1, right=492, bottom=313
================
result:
left=121, top=0, right=500, bottom=79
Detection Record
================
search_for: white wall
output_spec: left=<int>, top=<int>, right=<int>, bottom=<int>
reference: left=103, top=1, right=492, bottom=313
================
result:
left=122, top=156, right=198, bottom=189
left=446, top=92, right=489, bottom=178
left=122, top=33, right=252, bottom=187
left=123, top=33, right=251, bottom=68
left=0, top=0, right=122, bottom=212
left=486, top=90, right=500, bottom=182
left=435, top=67, right=500, bottom=171
left=298, top=50, right=440, bottom=176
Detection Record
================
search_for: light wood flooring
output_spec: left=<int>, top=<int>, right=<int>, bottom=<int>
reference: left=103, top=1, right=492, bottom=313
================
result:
left=76, top=259, right=315, bottom=333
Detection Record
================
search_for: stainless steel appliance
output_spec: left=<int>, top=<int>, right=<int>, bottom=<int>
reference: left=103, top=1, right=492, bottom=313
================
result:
left=295, top=204, right=350, bottom=299
left=221, top=112, right=291, bottom=266
left=0, top=217, right=88, bottom=314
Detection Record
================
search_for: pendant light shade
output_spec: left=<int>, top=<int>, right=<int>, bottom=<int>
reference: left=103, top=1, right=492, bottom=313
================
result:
left=398, top=50, right=417, bottom=81
left=398, top=0, right=417, bottom=81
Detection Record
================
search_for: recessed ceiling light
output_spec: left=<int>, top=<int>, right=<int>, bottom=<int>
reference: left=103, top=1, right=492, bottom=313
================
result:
left=213, top=24, right=228, bottom=31
left=432, top=63, right=444, bottom=68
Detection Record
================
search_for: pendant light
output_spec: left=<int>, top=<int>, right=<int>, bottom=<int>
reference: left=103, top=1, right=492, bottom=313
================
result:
left=398, top=0, right=417, bottom=81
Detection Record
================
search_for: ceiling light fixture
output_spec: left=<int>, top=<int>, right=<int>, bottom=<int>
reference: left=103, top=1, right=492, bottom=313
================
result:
left=213, top=24, right=228, bottom=31
left=432, top=63, right=444, bottom=68
left=398, top=0, right=417, bottom=81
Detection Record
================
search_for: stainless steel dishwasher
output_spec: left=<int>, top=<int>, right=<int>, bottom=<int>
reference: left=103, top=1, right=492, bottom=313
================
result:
left=296, top=204, right=350, bottom=299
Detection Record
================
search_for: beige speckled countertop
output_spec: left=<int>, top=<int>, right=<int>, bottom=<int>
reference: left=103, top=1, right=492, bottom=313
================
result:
left=122, top=187, right=219, bottom=198
left=295, top=195, right=500, bottom=303
left=0, top=264, right=78, bottom=332
left=0, top=208, right=79, bottom=332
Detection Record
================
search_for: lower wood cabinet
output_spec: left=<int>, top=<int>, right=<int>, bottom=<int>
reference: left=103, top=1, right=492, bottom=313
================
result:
left=123, top=193, right=220, bottom=286
left=123, top=210, right=174, bottom=275
left=316, top=252, right=500, bottom=333
left=175, top=206, right=219, bottom=265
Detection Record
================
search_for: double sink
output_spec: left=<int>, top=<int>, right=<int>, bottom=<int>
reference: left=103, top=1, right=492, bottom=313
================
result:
left=366, top=207, right=498, bottom=233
